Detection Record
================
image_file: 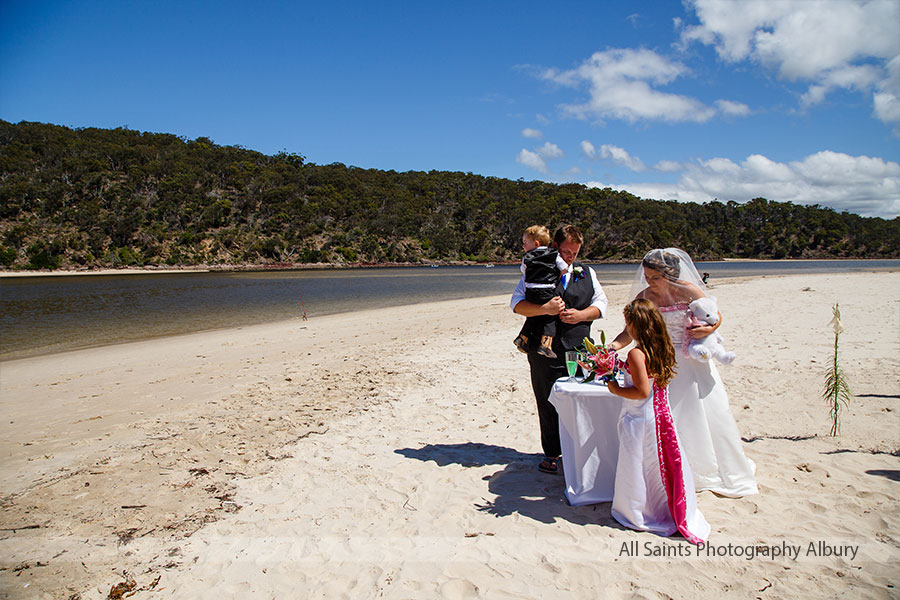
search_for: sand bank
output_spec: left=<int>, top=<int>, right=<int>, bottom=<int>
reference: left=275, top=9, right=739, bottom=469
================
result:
left=1, top=271, right=898, bottom=598
left=0, top=268, right=211, bottom=278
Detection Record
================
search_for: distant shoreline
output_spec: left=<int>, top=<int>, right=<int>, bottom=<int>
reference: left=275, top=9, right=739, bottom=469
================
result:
left=2, top=257, right=898, bottom=278
left=0, top=267, right=212, bottom=277
left=0, top=261, right=508, bottom=277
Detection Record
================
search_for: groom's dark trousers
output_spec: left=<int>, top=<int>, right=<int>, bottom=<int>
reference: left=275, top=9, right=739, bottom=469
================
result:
left=526, top=261, right=595, bottom=459
left=527, top=352, right=568, bottom=458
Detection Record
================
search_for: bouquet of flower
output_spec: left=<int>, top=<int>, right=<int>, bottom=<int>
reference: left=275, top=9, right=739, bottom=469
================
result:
left=578, top=332, right=619, bottom=384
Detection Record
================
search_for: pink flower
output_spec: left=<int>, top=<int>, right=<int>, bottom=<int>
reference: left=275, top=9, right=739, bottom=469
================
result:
left=577, top=335, right=620, bottom=383
left=584, top=348, right=618, bottom=377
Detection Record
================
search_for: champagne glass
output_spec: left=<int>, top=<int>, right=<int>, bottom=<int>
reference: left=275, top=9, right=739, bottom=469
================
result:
left=565, top=351, right=579, bottom=381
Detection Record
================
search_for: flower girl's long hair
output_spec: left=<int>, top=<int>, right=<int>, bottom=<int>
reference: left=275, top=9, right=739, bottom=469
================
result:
left=623, top=298, right=677, bottom=388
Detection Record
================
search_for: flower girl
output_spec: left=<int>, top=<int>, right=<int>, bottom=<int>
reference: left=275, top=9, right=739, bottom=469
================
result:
left=607, top=299, right=710, bottom=544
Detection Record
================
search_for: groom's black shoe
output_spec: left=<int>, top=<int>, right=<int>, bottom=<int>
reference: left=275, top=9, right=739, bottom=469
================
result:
left=538, top=456, right=560, bottom=474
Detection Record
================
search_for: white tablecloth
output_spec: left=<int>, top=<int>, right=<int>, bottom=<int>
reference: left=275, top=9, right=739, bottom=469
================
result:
left=548, top=379, right=623, bottom=506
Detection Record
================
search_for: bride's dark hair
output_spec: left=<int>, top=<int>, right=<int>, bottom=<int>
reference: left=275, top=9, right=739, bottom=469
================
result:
left=624, top=298, right=676, bottom=388
left=641, top=250, right=680, bottom=281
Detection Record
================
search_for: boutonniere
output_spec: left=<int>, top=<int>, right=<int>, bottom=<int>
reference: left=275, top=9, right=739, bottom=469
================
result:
left=572, top=266, right=584, bottom=281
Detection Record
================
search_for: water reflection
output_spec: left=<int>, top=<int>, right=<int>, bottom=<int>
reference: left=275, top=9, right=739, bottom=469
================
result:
left=1, top=266, right=530, bottom=360
left=1, top=260, right=896, bottom=361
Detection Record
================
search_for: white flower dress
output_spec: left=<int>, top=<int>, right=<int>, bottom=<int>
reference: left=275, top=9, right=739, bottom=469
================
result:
left=611, top=360, right=710, bottom=543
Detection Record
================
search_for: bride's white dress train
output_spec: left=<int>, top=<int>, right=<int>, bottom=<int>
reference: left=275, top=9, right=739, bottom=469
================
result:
left=660, top=304, right=759, bottom=498
left=611, top=368, right=710, bottom=543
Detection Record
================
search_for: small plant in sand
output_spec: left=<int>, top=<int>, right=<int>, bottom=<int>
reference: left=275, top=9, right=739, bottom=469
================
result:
left=822, top=303, right=852, bottom=436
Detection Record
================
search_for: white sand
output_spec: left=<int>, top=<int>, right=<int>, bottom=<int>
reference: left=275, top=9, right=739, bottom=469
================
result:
left=1, top=271, right=898, bottom=598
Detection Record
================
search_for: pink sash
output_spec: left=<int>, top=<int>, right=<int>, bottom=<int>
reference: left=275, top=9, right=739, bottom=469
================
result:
left=652, top=382, right=704, bottom=545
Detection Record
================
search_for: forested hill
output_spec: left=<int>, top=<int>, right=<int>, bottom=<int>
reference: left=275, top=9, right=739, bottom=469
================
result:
left=1, top=120, right=897, bottom=271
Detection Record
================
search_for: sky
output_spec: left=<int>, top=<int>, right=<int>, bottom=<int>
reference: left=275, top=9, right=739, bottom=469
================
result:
left=1, top=0, right=899, bottom=218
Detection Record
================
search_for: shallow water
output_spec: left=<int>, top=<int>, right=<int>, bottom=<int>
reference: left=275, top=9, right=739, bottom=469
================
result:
left=1, top=260, right=897, bottom=360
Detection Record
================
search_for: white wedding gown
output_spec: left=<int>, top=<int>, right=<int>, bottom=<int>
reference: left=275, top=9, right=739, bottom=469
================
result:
left=611, top=367, right=710, bottom=543
left=659, top=304, right=759, bottom=497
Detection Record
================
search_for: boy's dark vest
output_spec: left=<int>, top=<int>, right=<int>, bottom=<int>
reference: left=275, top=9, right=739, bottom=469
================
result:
left=553, top=261, right=595, bottom=353
left=523, top=247, right=560, bottom=286
left=523, top=246, right=561, bottom=304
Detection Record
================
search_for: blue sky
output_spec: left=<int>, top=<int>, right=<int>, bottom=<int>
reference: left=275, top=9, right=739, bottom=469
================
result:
left=2, top=0, right=898, bottom=218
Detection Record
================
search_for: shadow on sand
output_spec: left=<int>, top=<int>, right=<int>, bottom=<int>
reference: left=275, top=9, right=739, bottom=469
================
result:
left=865, top=469, right=900, bottom=482
left=395, top=442, right=622, bottom=529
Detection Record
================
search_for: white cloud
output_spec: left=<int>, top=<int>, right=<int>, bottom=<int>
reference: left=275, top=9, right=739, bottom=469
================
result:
left=589, top=150, right=900, bottom=218
left=874, top=55, right=900, bottom=134
left=536, top=142, right=564, bottom=159
left=681, top=0, right=900, bottom=131
left=793, top=150, right=899, bottom=186
left=742, top=154, right=795, bottom=181
left=873, top=90, right=900, bottom=122
left=715, top=99, right=752, bottom=116
left=540, top=48, right=748, bottom=123
left=580, top=140, right=596, bottom=159
left=697, top=157, right=741, bottom=176
left=516, top=148, right=547, bottom=173
left=587, top=180, right=711, bottom=206
left=545, top=49, right=709, bottom=122
left=599, top=144, right=646, bottom=171
left=800, top=64, right=883, bottom=107
left=654, top=160, right=683, bottom=173
left=681, top=0, right=899, bottom=73
left=521, top=128, right=542, bottom=139
left=517, top=141, right=565, bottom=173
left=800, top=85, right=828, bottom=108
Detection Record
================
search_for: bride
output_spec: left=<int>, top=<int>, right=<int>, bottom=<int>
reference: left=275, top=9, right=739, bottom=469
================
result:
left=609, top=249, right=758, bottom=498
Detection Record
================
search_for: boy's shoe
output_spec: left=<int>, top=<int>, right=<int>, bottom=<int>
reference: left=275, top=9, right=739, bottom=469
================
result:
left=536, top=336, right=557, bottom=359
left=513, top=335, right=529, bottom=354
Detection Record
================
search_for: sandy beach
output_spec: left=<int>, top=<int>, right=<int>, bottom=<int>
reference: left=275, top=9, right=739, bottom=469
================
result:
left=1, top=271, right=898, bottom=599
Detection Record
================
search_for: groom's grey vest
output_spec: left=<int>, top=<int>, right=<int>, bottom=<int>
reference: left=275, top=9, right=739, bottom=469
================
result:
left=553, top=261, right=595, bottom=353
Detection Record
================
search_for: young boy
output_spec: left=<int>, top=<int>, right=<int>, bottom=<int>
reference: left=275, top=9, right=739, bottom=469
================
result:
left=513, top=225, right=567, bottom=358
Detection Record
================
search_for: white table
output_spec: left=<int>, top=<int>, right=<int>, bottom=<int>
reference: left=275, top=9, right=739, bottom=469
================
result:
left=548, top=378, right=623, bottom=506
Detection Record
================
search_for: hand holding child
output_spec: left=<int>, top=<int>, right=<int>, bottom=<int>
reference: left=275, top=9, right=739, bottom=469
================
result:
left=542, top=296, right=566, bottom=316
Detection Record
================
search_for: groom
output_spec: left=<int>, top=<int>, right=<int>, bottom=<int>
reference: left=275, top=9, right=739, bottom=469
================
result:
left=510, top=225, right=608, bottom=474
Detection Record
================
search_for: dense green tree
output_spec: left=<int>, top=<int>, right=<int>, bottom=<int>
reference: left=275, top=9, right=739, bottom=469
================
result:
left=0, top=119, right=897, bottom=270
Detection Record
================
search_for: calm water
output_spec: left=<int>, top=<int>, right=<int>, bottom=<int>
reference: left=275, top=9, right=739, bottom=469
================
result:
left=1, top=260, right=897, bottom=361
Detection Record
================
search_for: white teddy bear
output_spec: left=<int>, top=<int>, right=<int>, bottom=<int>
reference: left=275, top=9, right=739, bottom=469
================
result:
left=687, top=297, right=736, bottom=364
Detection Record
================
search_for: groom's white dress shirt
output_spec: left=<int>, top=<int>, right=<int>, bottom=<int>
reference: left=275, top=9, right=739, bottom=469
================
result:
left=510, top=263, right=608, bottom=317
